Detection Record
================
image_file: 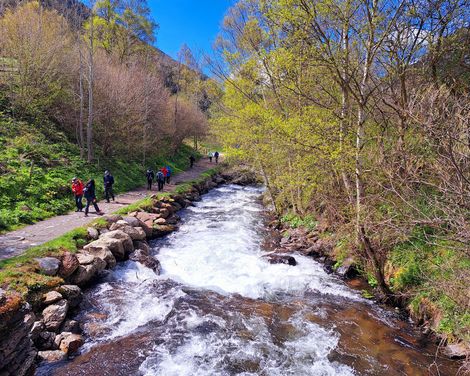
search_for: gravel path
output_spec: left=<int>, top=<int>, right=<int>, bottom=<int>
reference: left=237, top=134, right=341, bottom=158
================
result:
left=0, top=159, right=218, bottom=260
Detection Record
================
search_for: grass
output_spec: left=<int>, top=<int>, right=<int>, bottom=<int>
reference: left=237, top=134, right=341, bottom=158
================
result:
left=0, top=107, right=198, bottom=232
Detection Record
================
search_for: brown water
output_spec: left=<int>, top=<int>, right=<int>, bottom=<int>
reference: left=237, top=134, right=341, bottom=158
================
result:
left=37, top=185, right=460, bottom=376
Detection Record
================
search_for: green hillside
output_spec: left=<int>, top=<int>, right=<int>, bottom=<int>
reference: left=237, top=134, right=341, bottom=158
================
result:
left=0, top=101, right=196, bottom=232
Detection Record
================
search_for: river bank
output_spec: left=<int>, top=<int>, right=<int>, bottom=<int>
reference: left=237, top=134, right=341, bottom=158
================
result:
left=0, top=167, right=228, bottom=376
left=262, top=210, right=470, bottom=367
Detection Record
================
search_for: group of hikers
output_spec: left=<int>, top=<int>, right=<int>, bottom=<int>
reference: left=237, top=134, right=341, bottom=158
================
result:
left=145, top=165, right=172, bottom=191
left=208, top=151, right=220, bottom=164
left=71, top=170, right=115, bottom=217
left=71, top=152, right=220, bottom=217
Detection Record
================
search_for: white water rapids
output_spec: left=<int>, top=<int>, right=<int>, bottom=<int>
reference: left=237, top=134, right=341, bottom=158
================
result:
left=40, top=184, right=459, bottom=376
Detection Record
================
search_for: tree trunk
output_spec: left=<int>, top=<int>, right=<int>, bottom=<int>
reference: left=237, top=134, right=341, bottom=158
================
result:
left=87, top=11, right=94, bottom=163
left=78, top=47, right=85, bottom=158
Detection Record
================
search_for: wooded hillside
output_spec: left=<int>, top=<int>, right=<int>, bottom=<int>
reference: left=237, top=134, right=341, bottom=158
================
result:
left=211, top=0, right=469, bottom=344
left=0, top=0, right=213, bottom=230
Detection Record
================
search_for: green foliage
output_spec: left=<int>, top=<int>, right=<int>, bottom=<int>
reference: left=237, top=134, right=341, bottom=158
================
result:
left=280, top=213, right=317, bottom=231
left=0, top=112, right=197, bottom=232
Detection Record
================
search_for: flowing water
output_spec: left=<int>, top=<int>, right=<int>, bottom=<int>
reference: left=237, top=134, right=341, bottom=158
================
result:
left=38, top=185, right=460, bottom=376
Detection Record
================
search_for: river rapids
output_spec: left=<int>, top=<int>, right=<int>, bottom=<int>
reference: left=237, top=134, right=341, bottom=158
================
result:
left=37, top=185, right=459, bottom=376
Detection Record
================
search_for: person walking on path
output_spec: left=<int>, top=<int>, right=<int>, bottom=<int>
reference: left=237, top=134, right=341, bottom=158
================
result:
left=71, top=177, right=84, bottom=212
left=208, top=151, right=213, bottom=163
left=104, top=170, right=115, bottom=203
left=161, top=166, right=168, bottom=186
left=156, top=170, right=165, bottom=191
left=146, top=168, right=155, bottom=190
left=189, top=155, right=195, bottom=168
left=165, top=165, right=172, bottom=184
left=214, top=151, right=220, bottom=164
left=84, top=179, right=103, bottom=217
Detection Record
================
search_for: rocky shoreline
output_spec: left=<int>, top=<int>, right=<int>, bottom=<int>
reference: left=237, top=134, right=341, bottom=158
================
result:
left=263, top=213, right=470, bottom=361
left=0, top=168, right=257, bottom=376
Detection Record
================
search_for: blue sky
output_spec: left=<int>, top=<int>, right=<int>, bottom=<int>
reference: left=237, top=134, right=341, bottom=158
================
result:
left=149, top=0, right=234, bottom=61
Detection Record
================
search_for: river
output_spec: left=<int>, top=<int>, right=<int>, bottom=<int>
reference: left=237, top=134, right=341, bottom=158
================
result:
left=37, top=184, right=459, bottom=376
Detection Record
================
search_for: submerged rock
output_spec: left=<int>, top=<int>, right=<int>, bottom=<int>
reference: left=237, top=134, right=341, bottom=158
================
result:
left=264, top=254, right=297, bottom=266
left=133, top=240, right=150, bottom=255
left=335, top=258, right=358, bottom=279
left=129, top=250, right=161, bottom=274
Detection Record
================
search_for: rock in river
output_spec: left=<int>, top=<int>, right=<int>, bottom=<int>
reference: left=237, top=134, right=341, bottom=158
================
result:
left=264, top=254, right=297, bottom=266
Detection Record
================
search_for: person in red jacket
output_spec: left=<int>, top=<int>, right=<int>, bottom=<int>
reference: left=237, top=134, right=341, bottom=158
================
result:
left=161, top=166, right=168, bottom=186
left=71, top=177, right=84, bottom=212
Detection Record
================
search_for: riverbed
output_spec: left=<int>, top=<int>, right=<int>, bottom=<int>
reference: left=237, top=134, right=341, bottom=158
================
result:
left=37, top=184, right=459, bottom=375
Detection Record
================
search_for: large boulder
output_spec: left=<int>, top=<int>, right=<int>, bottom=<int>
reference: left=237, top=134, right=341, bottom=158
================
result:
left=58, top=252, right=79, bottom=278
left=57, top=285, right=82, bottom=308
left=100, top=230, right=134, bottom=255
left=42, top=300, right=68, bottom=331
left=35, top=257, right=60, bottom=276
left=84, top=236, right=126, bottom=260
left=81, top=246, right=116, bottom=269
left=69, top=257, right=106, bottom=286
left=110, top=222, right=146, bottom=240
left=122, top=216, right=141, bottom=227
left=76, top=253, right=95, bottom=265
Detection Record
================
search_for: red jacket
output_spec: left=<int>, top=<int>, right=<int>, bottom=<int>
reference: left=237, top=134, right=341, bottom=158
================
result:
left=161, top=167, right=168, bottom=177
left=72, top=180, right=84, bottom=196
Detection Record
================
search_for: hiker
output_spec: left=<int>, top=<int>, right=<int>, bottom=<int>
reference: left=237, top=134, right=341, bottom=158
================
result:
left=146, top=168, right=155, bottom=190
left=189, top=155, right=195, bottom=168
left=71, top=177, right=84, bottom=212
left=161, top=166, right=168, bottom=186
left=83, top=179, right=103, bottom=217
left=156, top=170, right=165, bottom=191
left=214, top=151, right=220, bottom=164
left=208, top=151, right=213, bottom=163
left=165, top=165, right=172, bottom=184
left=103, top=170, right=115, bottom=203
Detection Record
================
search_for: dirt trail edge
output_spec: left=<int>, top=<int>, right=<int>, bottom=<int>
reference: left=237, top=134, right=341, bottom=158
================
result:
left=0, top=159, right=217, bottom=260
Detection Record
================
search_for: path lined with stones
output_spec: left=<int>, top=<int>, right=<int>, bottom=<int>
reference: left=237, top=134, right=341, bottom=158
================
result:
left=0, top=159, right=218, bottom=259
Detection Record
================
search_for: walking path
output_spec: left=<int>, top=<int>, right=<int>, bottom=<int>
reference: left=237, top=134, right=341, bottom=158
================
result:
left=0, top=159, right=218, bottom=260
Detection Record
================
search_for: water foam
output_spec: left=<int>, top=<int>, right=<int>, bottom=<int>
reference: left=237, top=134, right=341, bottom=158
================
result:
left=155, top=185, right=359, bottom=301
